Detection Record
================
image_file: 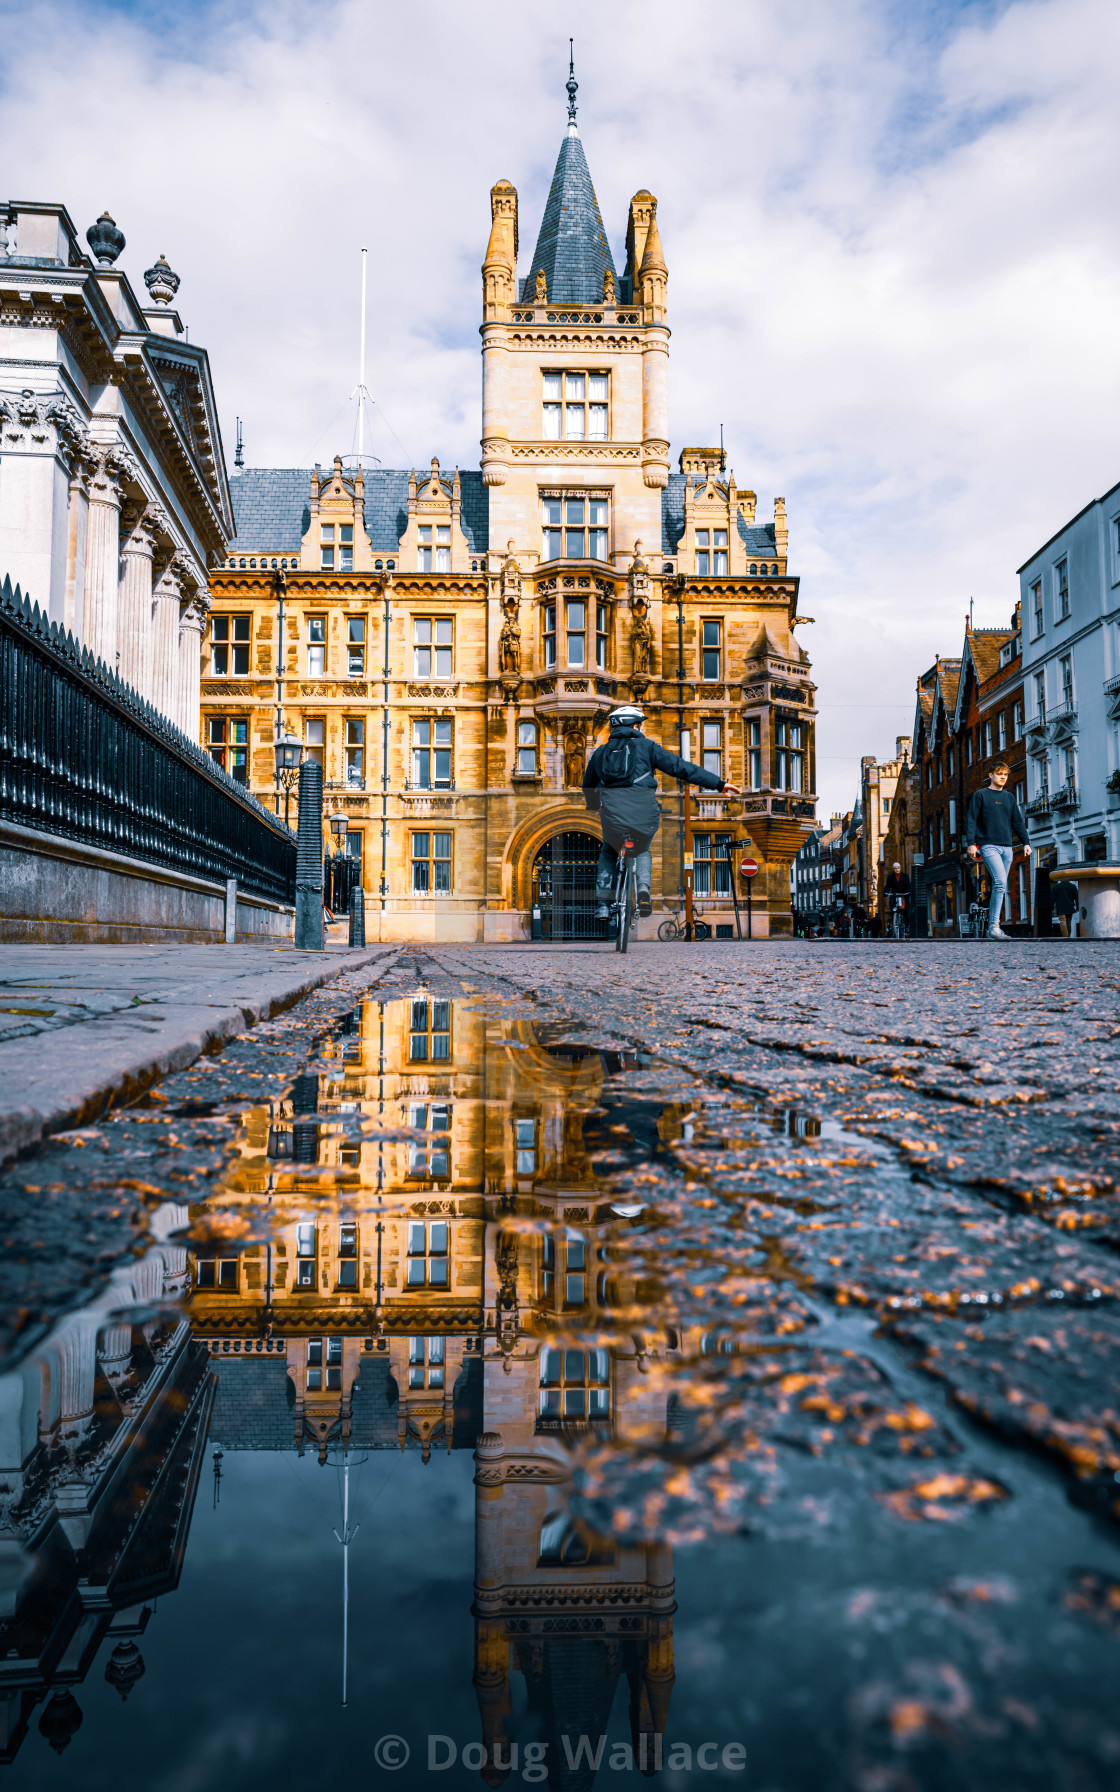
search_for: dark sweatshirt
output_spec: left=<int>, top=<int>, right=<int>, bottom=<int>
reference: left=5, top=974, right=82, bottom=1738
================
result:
left=965, top=784, right=1029, bottom=849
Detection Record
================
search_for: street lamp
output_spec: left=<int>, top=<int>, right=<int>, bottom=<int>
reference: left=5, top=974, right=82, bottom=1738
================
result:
left=329, top=811, right=349, bottom=843
left=274, top=730, right=303, bottom=827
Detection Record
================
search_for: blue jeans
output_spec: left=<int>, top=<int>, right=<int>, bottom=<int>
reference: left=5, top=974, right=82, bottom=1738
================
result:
left=596, top=841, right=652, bottom=900
left=979, top=844, right=1013, bottom=932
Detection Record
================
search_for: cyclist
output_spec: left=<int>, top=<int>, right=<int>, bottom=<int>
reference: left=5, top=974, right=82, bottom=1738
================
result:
left=883, top=861, right=910, bottom=937
left=583, top=706, right=739, bottom=919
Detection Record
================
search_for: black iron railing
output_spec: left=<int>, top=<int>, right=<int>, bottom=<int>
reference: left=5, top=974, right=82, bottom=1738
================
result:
left=0, top=575, right=296, bottom=905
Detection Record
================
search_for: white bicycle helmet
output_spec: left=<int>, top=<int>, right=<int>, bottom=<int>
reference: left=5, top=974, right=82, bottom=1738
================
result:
left=608, top=705, right=645, bottom=729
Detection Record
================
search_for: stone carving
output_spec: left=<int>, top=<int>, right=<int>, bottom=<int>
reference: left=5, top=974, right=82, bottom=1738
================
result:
left=144, top=254, right=180, bottom=306
left=628, top=540, right=650, bottom=608
left=562, top=720, right=587, bottom=789
left=534, top=269, right=547, bottom=303
left=499, top=608, right=521, bottom=676
left=629, top=604, right=653, bottom=678
left=500, top=541, right=521, bottom=604
left=603, top=268, right=615, bottom=303
left=86, top=212, right=125, bottom=266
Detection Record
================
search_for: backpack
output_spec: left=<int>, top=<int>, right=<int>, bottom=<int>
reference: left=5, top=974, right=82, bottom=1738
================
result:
left=599, top=733, right=633, bottom=787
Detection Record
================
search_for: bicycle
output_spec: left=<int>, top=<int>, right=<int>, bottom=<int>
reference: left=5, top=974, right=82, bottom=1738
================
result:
left=609, top=839, right=638, bottom=953
left=888, top=895, right=907, bottom=940
left=656, top=911, right=712, bottom=943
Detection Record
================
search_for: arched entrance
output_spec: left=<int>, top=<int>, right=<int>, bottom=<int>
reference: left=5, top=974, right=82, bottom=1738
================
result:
left=531, top=832, right=607, bottom=941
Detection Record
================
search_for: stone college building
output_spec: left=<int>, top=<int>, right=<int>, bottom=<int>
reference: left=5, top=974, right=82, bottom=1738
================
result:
left=209, top=80, right=817, bottom=940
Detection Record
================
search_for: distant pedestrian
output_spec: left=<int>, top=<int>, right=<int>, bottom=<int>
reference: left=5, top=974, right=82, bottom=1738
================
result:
left=1052, top=878, right=1079, bottom=938
left=965, top=760, right=1030, bottom=942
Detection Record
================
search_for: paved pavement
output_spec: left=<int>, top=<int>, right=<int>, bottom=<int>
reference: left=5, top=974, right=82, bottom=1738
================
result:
left=0, top=942, right=399, bottom=1162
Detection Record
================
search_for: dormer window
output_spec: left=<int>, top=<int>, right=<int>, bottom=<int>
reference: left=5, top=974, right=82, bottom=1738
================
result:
left=542, top=370, right=609, bottom=440
left=696, top=531, right=728, bottom=576
left=418, top=525, right=451, bottom=573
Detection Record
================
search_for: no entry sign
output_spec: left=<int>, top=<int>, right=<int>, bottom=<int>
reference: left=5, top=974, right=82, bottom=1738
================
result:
left=739, top=857, right=759, bottom=880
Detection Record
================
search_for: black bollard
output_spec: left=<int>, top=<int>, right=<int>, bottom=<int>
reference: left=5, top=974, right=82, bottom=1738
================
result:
left=294, top=759, right=324, bottom=950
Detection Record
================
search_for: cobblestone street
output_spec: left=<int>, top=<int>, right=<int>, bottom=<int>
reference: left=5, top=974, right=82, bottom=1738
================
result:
left=4, top=937, right=1120, bottom=1790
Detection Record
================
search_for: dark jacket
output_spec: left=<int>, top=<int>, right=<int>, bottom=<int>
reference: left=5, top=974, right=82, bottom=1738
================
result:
left=884, top=872, right=911, bottom=896
left=584, top=726, right=725, bottom=852
left=964, top=784, right=1029, bottom=849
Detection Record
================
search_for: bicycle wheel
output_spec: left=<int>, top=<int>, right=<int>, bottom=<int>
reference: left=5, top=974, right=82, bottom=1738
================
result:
left=619, top=862, right=632, bottom=954
left=658, top=918, right=679, bottom=941
left=693, top=920, right=711, bottom=942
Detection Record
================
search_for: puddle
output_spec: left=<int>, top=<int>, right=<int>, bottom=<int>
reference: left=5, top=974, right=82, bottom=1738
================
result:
left=3, top=976, right=1120, bottom=1789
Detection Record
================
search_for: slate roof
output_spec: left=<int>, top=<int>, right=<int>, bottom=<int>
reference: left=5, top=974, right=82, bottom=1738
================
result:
left=228, top=468, right=489, bottom=557
left=660, top=474, right=780, bottom=557
left=521, top=131, right=617, bottom=306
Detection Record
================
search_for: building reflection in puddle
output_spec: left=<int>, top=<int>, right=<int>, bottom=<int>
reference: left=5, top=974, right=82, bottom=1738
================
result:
left=193, top=992, right=678, bottom=1772
left=0, top=995, right=684, bottom=1773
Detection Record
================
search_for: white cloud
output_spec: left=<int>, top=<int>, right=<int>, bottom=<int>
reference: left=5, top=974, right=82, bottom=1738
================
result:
left=2, top=0, right=1117, bottom=818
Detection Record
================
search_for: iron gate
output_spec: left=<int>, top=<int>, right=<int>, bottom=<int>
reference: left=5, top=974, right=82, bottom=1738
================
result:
left=531, top=831, right=607, bottom=941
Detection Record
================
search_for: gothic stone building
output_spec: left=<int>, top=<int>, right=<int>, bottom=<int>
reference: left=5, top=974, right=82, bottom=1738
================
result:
left=206, top=96, right=816, bottom=940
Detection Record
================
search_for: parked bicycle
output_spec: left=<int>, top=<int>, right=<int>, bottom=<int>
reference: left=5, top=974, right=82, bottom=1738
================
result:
left=657, top=910, right=712, bottom=943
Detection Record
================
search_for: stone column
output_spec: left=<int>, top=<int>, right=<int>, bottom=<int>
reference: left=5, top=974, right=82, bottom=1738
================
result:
left=150, top=557, right=183, bottom=724
left=117, top=506, right=158, bottom=699
left=83, top=448, right=129, bottom=668
left=177, top=594, right=206, bottom=742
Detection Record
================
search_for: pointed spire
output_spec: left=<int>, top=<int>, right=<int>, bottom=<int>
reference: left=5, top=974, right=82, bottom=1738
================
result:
left=524, top=113, right=617, bottom=306
left=566, top=40, right=578, bottom=134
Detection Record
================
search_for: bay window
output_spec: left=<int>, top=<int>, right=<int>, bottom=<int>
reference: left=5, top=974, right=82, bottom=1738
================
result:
left=775, top=719, right=804, bottom=791
left=746, top=719, right=762, bottom=789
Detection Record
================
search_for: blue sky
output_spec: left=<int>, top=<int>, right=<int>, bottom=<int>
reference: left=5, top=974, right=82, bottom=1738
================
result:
left=2, top=0, right=1117, bottom=817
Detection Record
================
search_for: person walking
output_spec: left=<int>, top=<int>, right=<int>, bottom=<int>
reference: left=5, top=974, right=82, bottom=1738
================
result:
left=1052, top=878, right=1079, bottom=938
left=965, top=759, right=1030, bottom=941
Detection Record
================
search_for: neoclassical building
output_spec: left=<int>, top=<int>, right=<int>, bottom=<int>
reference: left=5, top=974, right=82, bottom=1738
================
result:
left=209, top=83, right=816, bottom=938
left=0, top=200, right=231, bottom=736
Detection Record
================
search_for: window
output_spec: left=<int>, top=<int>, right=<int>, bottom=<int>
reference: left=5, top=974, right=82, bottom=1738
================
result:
left=408, top=1336, right=445, bottom=1389
left=1055, top=559, right=1069, bottom=620
left=543, top=604, right=557, bottom=666
left=210, top=615, right=250, bottom=676
left=408, top=1102, right=451, bottom=1178
left=1059, top=653, right=1073, bottom=707
left=566, top=600, right=586, bottom=666
left=543, top=495, right=608, bottom=562
left=775, top=720, right=803, bottom=791
left=539, top=1346, right=609, bottom=1420
left=997, top=711, right=1007, bottom=751
left=515, top=1116, right=536, bottom=1175
left=947, top=745, right=956, bottom=778
left=320, top=524, right=354, bottom=571
left=965, top=732, right=973, bottom=767
left=307, top=1337, right=342, bottom=1393
left=304, top=718, right=324, bottom=767
left=701, top=620, right=721, bottom=680
left=1034, top=670, right=1045, bottom=719
left=337, top=1222, right=358, bottom=1289
left=925, top=761, right=933, bottom=789
left=413, top=618, right=453, bottom=677
left=542, top=1231, right=587, bottom=1306
left=411, top=831, right=453, bottom=894
left=746, top=718, right=762, bottom=789
left=409, top=997, right=451, bottom=1060
left=406, top=1219, right=449, bottom=1287
left=695, top=531, right=728, bottom=576
left=517, top=720, right=538, bottom=775
left=347, top=617, right=365, bottom=676
left=596, top=603, right=608, bottom=669
left=1012, top=700, right=1023, bottom=741
left=417, top=526, right=451, bottom=573
left=345, top=719, right=364, bottom=786
left=983, top=721, right=992, bottom=759
left=693, top=833, right=732, bottom=896
left=949, top=798, right=957, bottom=837
left=296, top=1222, right=317, bottom=1287
left=412, top=720, right=452, bottom=788
left=1062, top=743, right=1076, bottom=786
left=307, top=616, right=326, bottom=676
left=542, top=370, right=608, bottom=441
left=701, top=720, right=722, bottom=777
left=195, top=1256, right=237, bottom=1289
left=207, top=718, right=248, bottom=783
left=1031, top=580, right=1044, bottom=637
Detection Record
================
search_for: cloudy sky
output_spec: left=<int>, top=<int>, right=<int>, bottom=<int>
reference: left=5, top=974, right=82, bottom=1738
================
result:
left=3, top=0, right=1117, bottom=817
